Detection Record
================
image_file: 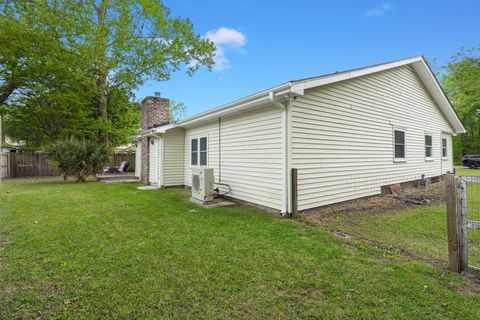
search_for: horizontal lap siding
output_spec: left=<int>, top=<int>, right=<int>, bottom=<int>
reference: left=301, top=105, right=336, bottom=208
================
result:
left=184, top=105, right=283, bottom=210
left=135, top=143, right=141, bottom=178
left=292, top=66, right=454, bottom=211
left=163, top=128, right=185, bottom=186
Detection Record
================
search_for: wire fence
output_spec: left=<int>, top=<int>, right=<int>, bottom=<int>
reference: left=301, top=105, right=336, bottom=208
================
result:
left=460, top=176, right=480, bottom=270
left=301, top=169, right=450, bottom=268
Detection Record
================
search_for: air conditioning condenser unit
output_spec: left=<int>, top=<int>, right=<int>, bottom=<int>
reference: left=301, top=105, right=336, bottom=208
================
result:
left=191, top=168, right=214, bottom=203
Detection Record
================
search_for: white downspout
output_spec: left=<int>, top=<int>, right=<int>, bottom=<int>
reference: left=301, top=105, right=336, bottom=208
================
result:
left=159, top=134, right=165, bottom=187
left=269, top=91, right=288, bottom=215
left=151, top=133, right=163, bottom=187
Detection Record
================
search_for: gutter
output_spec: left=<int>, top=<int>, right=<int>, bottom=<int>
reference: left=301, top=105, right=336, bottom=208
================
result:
left=134, top=128, right=163, bottom=139
left=179, top=83, right=292, bottom=127
left=269, top=91, right=289, bottom=215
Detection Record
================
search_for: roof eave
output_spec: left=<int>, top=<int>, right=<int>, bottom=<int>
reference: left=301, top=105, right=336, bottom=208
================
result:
left=178, top=82, right=293, bottom=127
left=412, top=58, right=466, bottom=134
left=290, top=56, right=424, bottom=93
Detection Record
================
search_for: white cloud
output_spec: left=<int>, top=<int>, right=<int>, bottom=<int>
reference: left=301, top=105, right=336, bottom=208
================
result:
left=364, top=2, right=393, bottom=17
left=204, top=27, right=247, bottom=71
left=205, top=27, right=247, bottom=47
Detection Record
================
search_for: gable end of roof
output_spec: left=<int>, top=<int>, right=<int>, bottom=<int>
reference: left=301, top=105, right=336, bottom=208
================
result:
left=290, top=56, right=465, bottom=134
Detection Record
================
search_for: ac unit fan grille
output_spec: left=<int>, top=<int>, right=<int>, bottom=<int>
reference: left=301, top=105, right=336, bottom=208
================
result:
left=192, top=174, right=200, bottom=192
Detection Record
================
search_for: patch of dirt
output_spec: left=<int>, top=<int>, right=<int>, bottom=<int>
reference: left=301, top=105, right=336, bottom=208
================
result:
left=302, top=181, right=446, bottom=224
left=41, top=277, right=60, bottom=294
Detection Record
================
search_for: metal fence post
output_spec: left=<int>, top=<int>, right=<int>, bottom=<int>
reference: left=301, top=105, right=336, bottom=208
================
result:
left=446, top=173, right=461, bottom=272
left=458, top=177, right=468, bottom=270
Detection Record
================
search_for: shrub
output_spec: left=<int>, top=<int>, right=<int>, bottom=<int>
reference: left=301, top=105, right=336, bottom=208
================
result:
left=46, top=137, right=110, bottom=182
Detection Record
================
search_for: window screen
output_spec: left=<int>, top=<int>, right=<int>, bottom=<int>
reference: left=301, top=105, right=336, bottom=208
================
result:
left=394, top=130, right=405, bottom=159
left=199, top=137, right=207, bottom=166
left=442, top=138, right=447, bottom=158
left=425, top=135, right=433, bottom=159
left=191, top=138, right=198, bottom=166
left=191, top=137, right=207, bottom=166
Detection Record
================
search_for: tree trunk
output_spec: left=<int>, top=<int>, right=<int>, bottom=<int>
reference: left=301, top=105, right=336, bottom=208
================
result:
left=95, top=1, right=110, bottom=145
left=0, top=80, right=16, bottom=106
left=0, top=80, right=17, bottom=145
left=97, top=75, right=109, bottom=145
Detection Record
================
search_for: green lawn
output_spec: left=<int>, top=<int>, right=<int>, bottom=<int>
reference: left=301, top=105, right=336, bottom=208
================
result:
left=327, top=203, right=480, bottom=267
left=455, top=169, right=480, bottom=264
left=328, top=205, right=450, bottom=263
left=456, top=168, right=480, bottom=176
left=311, top=174, right=480, bottom=277
left=1, top=179, right=480, bottom=319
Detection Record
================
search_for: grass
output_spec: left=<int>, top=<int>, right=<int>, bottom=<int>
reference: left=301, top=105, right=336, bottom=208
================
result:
left=456, top=168, right=480, bottom=176
left=1, top=178, right=480, bottom=319
left=328, top=203, right=480, bottom=267
left=455, top=169, right=480, bottom=265
left=321, top=171, right=480, bottom=277
left=329, top=205, right=450, bottom=263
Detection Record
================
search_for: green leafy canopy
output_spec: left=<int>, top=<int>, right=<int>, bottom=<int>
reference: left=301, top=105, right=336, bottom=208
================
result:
left=439, top=46, right=480, bottom=160
left=0, top=0, right=215, bottom=148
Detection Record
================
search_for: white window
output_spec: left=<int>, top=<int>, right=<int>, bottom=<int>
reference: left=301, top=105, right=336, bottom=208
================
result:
left=191, top=136, right=207, bottom=166
left=442, top=138, right=448, bottom=159
left=394, top=129, right=406, bottom=161
left=425, top=134, right=433, bottom=160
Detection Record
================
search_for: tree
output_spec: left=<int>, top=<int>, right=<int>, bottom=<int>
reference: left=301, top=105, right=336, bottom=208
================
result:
left=72, top=0, right=215, bottom=143
left=169, top=100, right=187, bottom=121
left=3, top=87, right=139, bottom=149
left=0, top=1, right=97, bottom=147
left=440, top=47, right=480, bottom=160
left=0, top=0, right=215, bottom=147
left=0, top=1, right=100, bottom=102
left=105, top=88, right=142, bottom=147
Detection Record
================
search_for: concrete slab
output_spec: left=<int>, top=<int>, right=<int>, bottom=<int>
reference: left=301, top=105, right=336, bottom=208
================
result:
left=103, top=179, right=139, bottom=184
left=190, top=197, right=235, bottom=208
left=137, top=185, right=161, bottom=190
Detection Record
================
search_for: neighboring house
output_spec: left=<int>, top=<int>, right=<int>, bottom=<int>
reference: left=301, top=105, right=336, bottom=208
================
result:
left=132, top=56, right=465, bottom=214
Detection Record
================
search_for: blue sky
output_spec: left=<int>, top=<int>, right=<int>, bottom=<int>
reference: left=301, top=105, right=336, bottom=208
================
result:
left=137, top=0, right=479, bottom=117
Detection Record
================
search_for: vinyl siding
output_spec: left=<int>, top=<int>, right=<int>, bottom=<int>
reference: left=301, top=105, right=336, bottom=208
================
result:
left=184, top=104, right=283, bottom=210
left=291, top=65, right=455, bottom=211
left=163, top=128, right=185, bottom=186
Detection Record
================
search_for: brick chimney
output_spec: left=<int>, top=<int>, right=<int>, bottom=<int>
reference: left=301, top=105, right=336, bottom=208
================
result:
left=141, top=92, right=170, bottom=129
left=140, top=92, right=170, bottom=184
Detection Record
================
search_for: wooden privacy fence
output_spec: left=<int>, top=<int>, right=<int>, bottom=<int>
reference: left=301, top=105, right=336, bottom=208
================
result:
left=2, top=152, right=135, bottom=178
left=110, top=153, right=136, bottom=172
left=1, top=153, right=8, bottom=178
left=6, top=152, right=60, bottom=178
left=445, top=173, right=480, bottom=275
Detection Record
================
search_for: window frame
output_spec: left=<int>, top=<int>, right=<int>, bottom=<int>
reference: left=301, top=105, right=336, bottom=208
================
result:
left=190, top=135, right=208, bottom=167
left=441, top=137, right=448, bottom=160
left=425, top=133, right=433, bottom=161
left=393, top=128, right=407, bottom=162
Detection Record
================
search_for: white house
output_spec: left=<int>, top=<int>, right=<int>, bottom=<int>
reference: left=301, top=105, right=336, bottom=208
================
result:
left=133, top=56, right=465, bottom=214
